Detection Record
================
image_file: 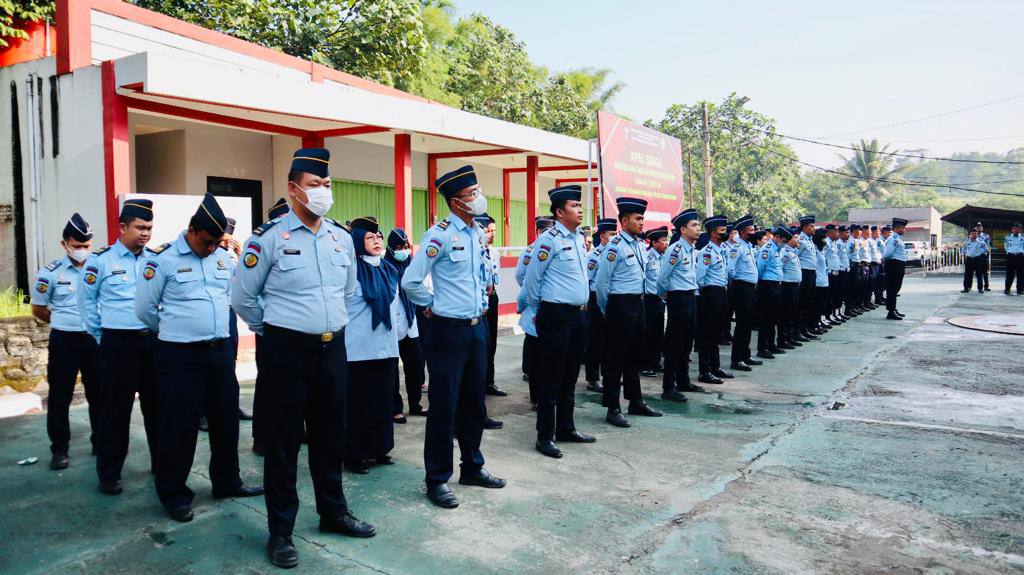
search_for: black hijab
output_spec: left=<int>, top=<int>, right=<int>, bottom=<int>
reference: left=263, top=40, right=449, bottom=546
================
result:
left=352, top=223, right=398, bottom=330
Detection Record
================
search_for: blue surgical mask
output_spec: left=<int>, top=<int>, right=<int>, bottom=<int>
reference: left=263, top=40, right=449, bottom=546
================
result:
left=393, top=249, right=410, bottom=262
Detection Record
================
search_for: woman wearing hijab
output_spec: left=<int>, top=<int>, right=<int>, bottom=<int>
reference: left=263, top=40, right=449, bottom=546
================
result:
left=344, top=217, right=401, bottom=474
left=385, top=228, right=427, bottom=423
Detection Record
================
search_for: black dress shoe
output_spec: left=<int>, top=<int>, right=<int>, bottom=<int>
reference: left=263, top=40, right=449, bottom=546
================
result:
left=198, top=417, right=209, bottom=432
left=252, top=442, right=266, bottom=457
left=768, top=347, right=786, bottom=355
left=267, top=535, right=299, bottom=569
left=485, top=384, right=508, bottom=397
left=213, top=484, right=265, bottom=499
left=697, top=373, right=724, bottom=385
left=730, top=361, right=752, bottom=372
left=482, top=417, right=504, bottom=430
left=745, top=357, right=763, bottom=366
left=586, top=381, right=604, bottom=393
left=393, top=414, right=408, bottom=424
left=167, top=505, right=194, bottom=523
left=895, top=311, right=905, bottom=318
left=346, top=460, right=370, bottom=474
left=409, top=407, right=428, bottom=417
left=627, top=401, right=663, bottom=417
left=238, top=408, right=253, bottom=421
left=535, top=440, right=563, bottom=459
left=712, top=369, right=735, bottom=379
left=556, top=430, right=596, bottom=443
left=427, top=483, right=459, bottom=508
left=886, top=312, right=903, bottom=320
left=792, top=334, right=809, bottom=343
left=50, top=453, right=69, bottom=470
left=99, top=480, right=123, bottom=495
left=521, top=374, right=530, bottom=382
left=459, top=468, right=507, bottom=488
left=755, top=351, right=774, bottom=360
left=788, top=339, right=803, bottom=347
left=679, top=383, right=706, bottom=393
left=320, top=511, right=377, bottom=538
left=660, top=389, right=688, bottom=402
left=638, top=369, right=658, bottom=377
left=375, top=455, right=395, bottom=465
left=606, top=409, right=631, bottom=428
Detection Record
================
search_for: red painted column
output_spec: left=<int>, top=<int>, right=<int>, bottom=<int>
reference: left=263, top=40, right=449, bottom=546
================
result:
left=56, top=0, right=91, bottom=75
left=302, top=134, right=324, bottom=148
left=101, top=60, right=129, bottom=245
left=427, top=155, right=438, bottom=225
left=393, top=133, right=412, bottom=234
left=502, top=169, right=511, bottom=246
left=593, top=185, right=600, bottom=226
left=526, top=155, right=539, bottom=244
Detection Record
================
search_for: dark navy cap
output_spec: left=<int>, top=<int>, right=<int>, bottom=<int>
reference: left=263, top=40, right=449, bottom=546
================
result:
left=388, top=228, right=409, bottom=249
left=646, top=226, right=669, bottom=241
left=788, top=226, right=800, bottom=235
left=63, top=213, right=92, bottom=242
left=536, top=216, right=555, bottom=232
left=838, top=225, right=848, bottom=232
left=813, top=227, right=827, bottom=240
left=703, top=215, right=727, bottom=230
left=291, top=148, right=330, bottom=179
left=268, top=198, right=289, bottom=220
left=120, top=198, right=153, bottom=222
left=733, top=214, right=754, bottom=231
left=548, top=185, right=582, bottom=203
left=773, top=225, right=793, bottom=240
left=892, top=217, right=909, bottom=227
left=1012, top=222, right=1023, bottom=228
left=798, top=214, right=816, bottom=226
left=671, top=208, right=699, bottom=229
left=825, top=224, right=836, bottom=231
left=850, top=224, right=860, bottom=231
left=351, top=216, right=379, bottom=234
left=435, top=165, right=477, bottom=199
left=193, top=192, right=228, bottom=237
left=579, top=225, right=592, bottom=235
left=597, top=218, right=617, bottom=232
left=870, top=225, right=879, bottom=231
left=615, top=197, right=647, bottom=215
left=882, top=225, right=892, bottom=231
left=473, top=213, right=495, bottom=227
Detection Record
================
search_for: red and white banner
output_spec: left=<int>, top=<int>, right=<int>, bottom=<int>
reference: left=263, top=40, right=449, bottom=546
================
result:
left=596, top=111, right=685, bottom=229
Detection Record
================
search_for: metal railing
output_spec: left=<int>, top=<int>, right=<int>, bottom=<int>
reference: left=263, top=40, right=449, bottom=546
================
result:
left=922, top=246, right=964, bottom=274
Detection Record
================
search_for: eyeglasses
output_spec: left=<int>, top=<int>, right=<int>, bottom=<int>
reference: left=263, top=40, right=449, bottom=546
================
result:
left=456, top=188, right=481, bottom=201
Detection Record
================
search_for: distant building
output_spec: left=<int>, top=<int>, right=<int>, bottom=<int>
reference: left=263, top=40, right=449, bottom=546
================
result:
left=847, top=207, right=942, bottom=246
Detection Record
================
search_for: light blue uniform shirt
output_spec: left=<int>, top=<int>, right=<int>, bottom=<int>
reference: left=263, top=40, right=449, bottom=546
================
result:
left=979, top=232, right=991, bottom=248
left=856, top=236, right=869, bottom=262
left=755, top=241, right=783, bottom=282
left=723, top=239, right=739, bottom=276
left=32, top=257, right=87, bottom=332
left=1004, top=233, right=1024, bottom=255
left=594, top=231, right=647, bottom=312
left=824, top=238, right=841, bottom=272
left=874, top=237, right=885, bottom=263
left=135, top=232, right=232, bottom=342
left=77, top=240, right=147, bottom=341
left=815, top=248, right=829, bottom=287
left=836, top=238, right=850, bottom=271
left=644, top=246, right=663, bottom=296
left=402, top=214, right=488, bottom=320
left=796, top=232, right=817, bottom=270
left=657, top=239, right=698, bottom=295
left=727, top=239, right=759, bottom=284
left=696, top=242, right=728, bottom=288
left=866, top=235, right=880, bottom=263
left=232, top=211, right=357, bottom=335
left=515, top=242, right=536, bottom=287
left=484, top=247, right=500, bottom=288
left=882, top=232, right=906, bottom=261
left=586, top=245, right=605, bottom=292
left=781, top=244, right=802, bottom=283
left=849, top=238, right=861, bottom=263
left=521, top=222, right=589, bottom=308
left=963, top=238, right=989, bottom=258
left=344, top=277, right=400, bottom=361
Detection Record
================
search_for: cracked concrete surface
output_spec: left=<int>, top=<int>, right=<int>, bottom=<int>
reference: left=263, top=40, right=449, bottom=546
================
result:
left=0, top=276, right=1021, bottom=574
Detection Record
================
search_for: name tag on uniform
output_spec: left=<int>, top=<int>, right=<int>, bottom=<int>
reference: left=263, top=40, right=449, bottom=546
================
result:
left=283, top=249, right=301, bottom=255
left=177, top=267, right=192, bottom=273
left=111, top=269, right=126, bottom=275
left=451, top=246, right=465, bottom=251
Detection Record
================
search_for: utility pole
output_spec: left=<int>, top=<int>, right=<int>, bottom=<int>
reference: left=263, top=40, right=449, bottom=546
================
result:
left=686, top=146, right=694, bottom=209
left=701, top=102, right=713, bottom=217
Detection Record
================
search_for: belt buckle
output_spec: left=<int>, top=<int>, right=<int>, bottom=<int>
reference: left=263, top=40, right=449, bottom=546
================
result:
left=470, top=317, right=478, bottom=326
left=321, top=332, right=333, bottom=343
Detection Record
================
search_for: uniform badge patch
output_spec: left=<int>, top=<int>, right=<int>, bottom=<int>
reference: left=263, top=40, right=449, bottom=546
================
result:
left=730, top=250, right=737, bottom=258
left=537, top=250, right=549, bottom=261
left=143, top=267, right=156, bottom=280
left=588, top=261, right=596, bottom=271
left=243, top=253, right=259, bottom=268
left=426, top=246, right=439, bottom=258
left=762, top=251, right=769, bottom=260
left=35, top=280, right=48, bottom=293
left=523, top=255, right=531, bottom=265
left=703, top=253, right=712, bottom=265
left=669, top=258, right=677, bottom=265
left=607, top=251, right=617, bottom=262
left=84, top=273, right=97, bottom=285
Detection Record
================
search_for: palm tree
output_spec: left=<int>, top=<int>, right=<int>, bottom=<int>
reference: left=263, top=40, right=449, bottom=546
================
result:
left=840, top=139, right=909, bottom=204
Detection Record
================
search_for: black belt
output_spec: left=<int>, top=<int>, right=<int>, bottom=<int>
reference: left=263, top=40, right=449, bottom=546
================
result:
left=540, top=301, right=587, bottom=312
left=608, top=293, right=644, bottom=299
left=164, top=338, right=228, bottom=349
left=103, top=328, right=152, bottom=337
left=667, top=289, right=696, bottom=295
left=757, top=280, right=781, bottom=286
left=431, top=314, right=485, bottom=327
left=264, top=324, right=344, bottom=344
left=733, top=280, right=756, bottom=288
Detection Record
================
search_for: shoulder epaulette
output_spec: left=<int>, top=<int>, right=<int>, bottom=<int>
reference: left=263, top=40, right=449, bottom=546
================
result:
left=44, top=259, right=62, bottom=272
left=145, top=242, right=172, bottom=255
left=92, top=246, right=110, bottom=256
left=435, top=220, right=450, bottom=231
left=610, top=235, right=622, bottom=244
left=324, top=218, right=351, bottom=233
left=252, top=219, right=281, bottom=237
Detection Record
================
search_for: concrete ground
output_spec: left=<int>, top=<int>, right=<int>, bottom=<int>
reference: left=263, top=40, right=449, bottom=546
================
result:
left=1, top=275, right=1022, bottom=574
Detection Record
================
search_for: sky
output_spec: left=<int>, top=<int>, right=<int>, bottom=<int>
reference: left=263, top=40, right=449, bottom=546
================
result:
left=455, top=0, right=1024, bottom=169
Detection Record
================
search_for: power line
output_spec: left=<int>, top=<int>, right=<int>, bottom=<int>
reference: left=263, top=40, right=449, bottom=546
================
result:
left=816, top=92, right=1024, bottom=138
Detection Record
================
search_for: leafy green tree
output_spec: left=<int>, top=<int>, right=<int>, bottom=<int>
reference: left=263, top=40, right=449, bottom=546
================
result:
left=1, top=0, right=54, bottom=48
left=838, top=139, right=910, bottom=205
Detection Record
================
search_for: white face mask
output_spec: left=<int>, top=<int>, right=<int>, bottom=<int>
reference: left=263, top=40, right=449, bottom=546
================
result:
left=293, top=183, right=334, bottom=217
left=392, top=249, right=410, bottom=262
left=456, top=193, right=488, bottom=216
left=67, top=248, right=90, bottom=263
left=361, top=254, right=381, bottom=266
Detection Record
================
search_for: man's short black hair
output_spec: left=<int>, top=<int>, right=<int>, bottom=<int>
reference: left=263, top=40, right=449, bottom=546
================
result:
left=549, top=199, right=568, bottom=215
left=188, top=214, right=201, bottom=232
left=118, top=214, right=138, bottom=226
left=287, top=169, right=303, bottom=183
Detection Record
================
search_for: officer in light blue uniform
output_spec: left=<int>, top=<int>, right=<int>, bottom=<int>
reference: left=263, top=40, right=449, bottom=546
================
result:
left=515, top=216, right=555, bottom=400
left=974, top=223, right=991, bottom=291
left=835, top=225, right=850, bottom=318
left=871, top=225, right=886, bottom=305
left=658, top=208, right=702, bottom=399
left=594, top=197, right=662, bottom=427
left=1004, top=222, right=1024, bottom=294
left=584, top=218, right=617, bottom=390
left=822, top=224, right=843, bottom=323
left=754, top=225, right=784, bottom=358
left=475, top=213, right=506, bottom=402
left=812, top=229, right=830, bottom=331
left=401, top=164, right=507, bottom=510
left=776, top=226, right=802, bottom=348
left=794, top=215, right=819, bottom=337
left=136, top=192, right=262, bottom=523
left=882, top=217, right=909, bottom=320
left=962, top=229, right=989, bottom=294
left=726, top=214, right=760, bottom=370
left=232, top=149, right=373, bottom=568
left=78, top=199, right=159, bottom=495
left=31, top=213, right=99, bottom=471
left=520, top=185, right=594, bottom=458
left=640, top=226, right=669, bottom=375
left=515, top=217, right=556, bottom=287
left=695, top=215, right=731, bottom=383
